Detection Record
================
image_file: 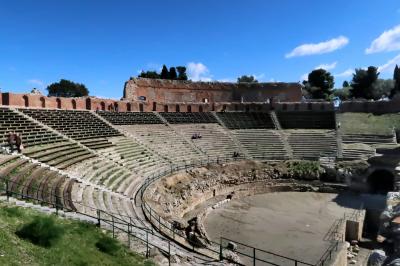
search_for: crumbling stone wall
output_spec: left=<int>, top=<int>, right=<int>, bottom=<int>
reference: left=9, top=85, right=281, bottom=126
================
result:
left=123, top=78, right=303, bottom=103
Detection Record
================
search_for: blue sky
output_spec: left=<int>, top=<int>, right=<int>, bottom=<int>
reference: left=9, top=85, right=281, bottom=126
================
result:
left=1, top=0, right=400, bottom=99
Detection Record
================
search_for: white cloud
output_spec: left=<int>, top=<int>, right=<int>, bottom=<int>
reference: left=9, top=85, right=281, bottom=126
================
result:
left=300, top=73, right=309, bottom=81
left=285, top=36, right=349, bottom=58
left=378, top=53, right=400, bottom=72
left=334, top=69, right=354, bottom=78
left=314, top=61, right=337, bottom=71
left=218, top=78, right=235, bottom=82
left=187, top=62, right=212, bottom=81
left=301, top=62, right=338, bottom=81
left=253, top=73, right=265, bottom=81
left=366, top=25, right=400, bottom=54
left=27, top=79, right=45, bottom=88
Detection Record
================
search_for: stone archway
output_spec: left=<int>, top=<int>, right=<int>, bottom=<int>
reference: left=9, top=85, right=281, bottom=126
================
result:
left=22, top=95, right=29, bottom=107
left=368, top=169, right=394, bottom=194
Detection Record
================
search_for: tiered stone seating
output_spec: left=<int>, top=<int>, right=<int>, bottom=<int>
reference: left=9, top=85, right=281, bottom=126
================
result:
left=0, top=108, right=64, bottom=148
left=23, top=141, right=96, bottom=170
left=119, top=125, right=205, bottom=163
left=20, top=109, right=122, bottom=143
left=97, top=111, right=163, bottom=125
left=0, top=155, right=76, bottom=210
left=277, top=111, right=336, bottom=129
left=342, top=134, right=396, bottom=147
left=172, top=124, right=241, bottom=159
left=71, top=182, right=139, bottom=224
left=160, top=112, right=217, bottom=124
left=342, top=144, right=376, bottom=160
left=285, top=130, right=338, bottom=159
left=98, top=136, right=170, bottom=178
left=217, top=112, right=275, bottom=129
left=232, top=129, right=288, bottom=159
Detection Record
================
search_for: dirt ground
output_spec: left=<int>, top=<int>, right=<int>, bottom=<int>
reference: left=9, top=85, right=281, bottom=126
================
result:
left=204, top=192, right=364, bottom=265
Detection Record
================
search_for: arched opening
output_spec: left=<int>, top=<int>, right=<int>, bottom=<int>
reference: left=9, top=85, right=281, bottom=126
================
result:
left=40, top=97, right=45, bottom=108
left=176, top=105, right=180, bottom=113
left=85, top=98, right=91, bottom=110
left=212, top=104, right=215, bottom=111
left=23, top=95, right=29, bottom=107
left=127, top=103, right=131, bottom=112
left=187, top=105, right=192, bottom=113
left=139, top=103, right=144, bottom=112
left=152, top=102, right=157, bottom=111
left=368, top=169, right=394, bottom=194
left=222, top=105, right=226, bottom=112
left=164, top=105, right=168, bottom=112
left=199, top=106, right=203, bottom=112
left=114, top=102, right=119, bottom=112
left=108, top=104, right=113, bottom=111
left=100, top=102, right=105, bottom=111
left=56, top=98, right=61, bottom=109
left=71, top=99, right=77, bottom=109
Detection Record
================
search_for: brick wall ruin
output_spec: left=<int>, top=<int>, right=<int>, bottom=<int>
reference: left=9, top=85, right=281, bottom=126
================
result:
left=123, top=78, right=303, bottom=103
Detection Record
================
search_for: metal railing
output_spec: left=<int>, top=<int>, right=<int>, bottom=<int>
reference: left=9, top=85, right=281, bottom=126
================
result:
left=0, top=176, right=176, bottom=265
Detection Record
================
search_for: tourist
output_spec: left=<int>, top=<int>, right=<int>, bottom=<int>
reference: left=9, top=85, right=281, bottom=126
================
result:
left=15, top=133, right=23, bottom=153
left=7, top=132, right=16, bottom=152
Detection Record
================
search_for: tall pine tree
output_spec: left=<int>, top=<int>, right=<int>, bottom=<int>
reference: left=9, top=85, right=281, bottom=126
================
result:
left=160, top=65, right=170, bottom=79
left=391, top=65, right=400, bottom=98
left=169, top=67, right=178, bottom=80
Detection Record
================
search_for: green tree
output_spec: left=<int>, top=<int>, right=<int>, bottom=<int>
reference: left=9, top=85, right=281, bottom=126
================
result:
left=350, top=66, right=379, bottom=99
left=160, top=65, right=170, bottom=79
left=176, top=66, right=188, bottom=80
left=342, top=81, right=350, bottom=87
left=390, top=65, right=400, bottom=98
left=138, top=71, right=161, bottom=79
left=47, top=79, right=89, bottom=97
left=169, top=67, right=178, bottom=80
left=237, top=75, right=258, bottom=83
left=302, top=69, right=334, bottom=100
left=333, top=87, right=350, bottom=100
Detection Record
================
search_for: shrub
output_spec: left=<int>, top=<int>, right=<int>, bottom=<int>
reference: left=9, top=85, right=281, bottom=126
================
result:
left=286, top=160, right=323, bottom=180
left=16, top=216, right=64, bottom=247
left=95, top=235, right=120, bottom=255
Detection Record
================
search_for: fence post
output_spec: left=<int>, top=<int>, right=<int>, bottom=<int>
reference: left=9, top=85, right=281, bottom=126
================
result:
left=168, top=241, right=171, bottom=266
left=55, top=195, right=59, bottom=216
left=146, top=231, right=149, bottom=258
left=97, top=210, right=101, bottom=227
left=128, top=224, right=131, bottom=248
left=253, top=248, right=256, bottom=266
left=219, top=238, right=223, bottom=261
left=6, top=180, right=9, bottom=201
left=112, top=216, right=115, bottom=238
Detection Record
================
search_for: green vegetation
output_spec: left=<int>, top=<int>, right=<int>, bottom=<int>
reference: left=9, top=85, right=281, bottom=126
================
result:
left=237, top=75, right=258, bottom=83
left=16, top=216, right=64, bottom=247
left=47, top=79, right=89, bottom=97
left=96, top=235, right=121, bottom=255
left=338, top=112, right=400, bottom=134
left=302, top=69, right=334, bottom=100
left=285, top=160, right=323, bottom=180
left=139, top=64, right=188, bottom=80
left=0, top=202, right=153, bottom=266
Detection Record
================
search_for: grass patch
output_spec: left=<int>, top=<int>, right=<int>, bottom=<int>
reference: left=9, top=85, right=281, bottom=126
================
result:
left=0, top=202, right=153, bottom=266
left=338, top=113, right=400, bottom=135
